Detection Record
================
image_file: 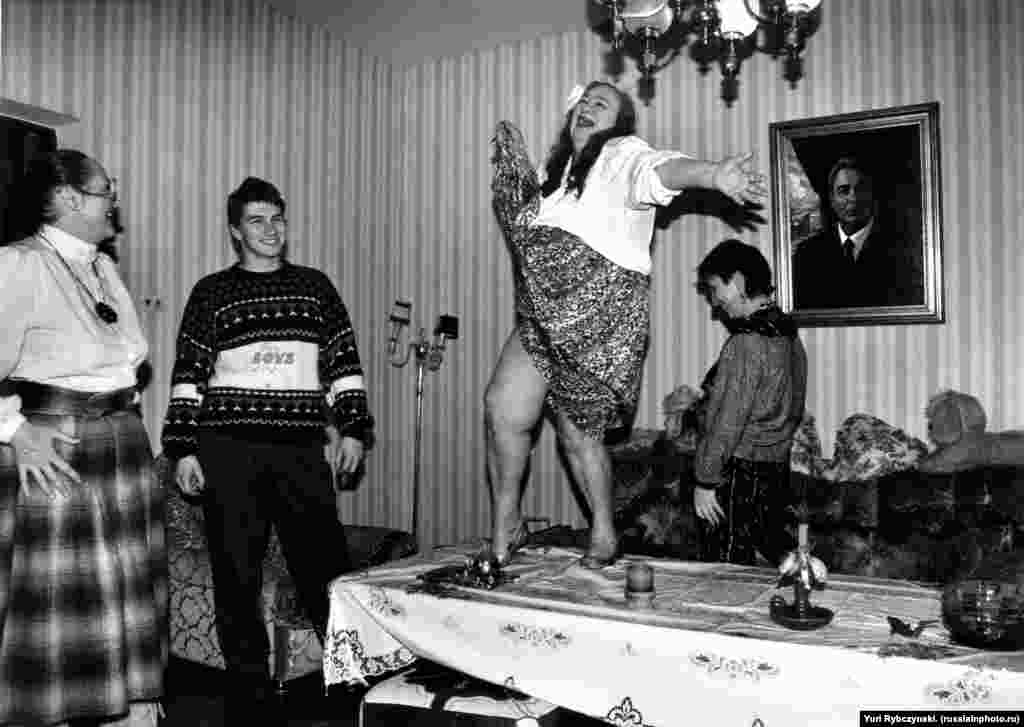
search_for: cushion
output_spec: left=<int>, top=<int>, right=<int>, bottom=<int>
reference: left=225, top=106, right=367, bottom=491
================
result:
left=821, top=414, right=929, bottom=482
left=925, top=390, right=987, bottom=447
left=165, top=489, right=207, bottom=552
left=790, top=413, right=827, bottom=477
left=158, top=454, right=207, bottom=551
left=661, top=384, right=703, bottom=451
left=168, top=531, right=311, bottom=672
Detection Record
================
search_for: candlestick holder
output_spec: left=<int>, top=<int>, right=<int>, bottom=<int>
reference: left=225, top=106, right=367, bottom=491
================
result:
left=770, top=523, right=833, bottom=630
left=387, top=300, right=458, bottom=543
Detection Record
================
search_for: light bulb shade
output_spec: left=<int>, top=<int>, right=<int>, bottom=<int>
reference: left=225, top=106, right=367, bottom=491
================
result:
left=620, top=0, right=675, bottom=36
left=717, top=0, right=759, bottom=38
left=785, top=0, right=822, bottom=12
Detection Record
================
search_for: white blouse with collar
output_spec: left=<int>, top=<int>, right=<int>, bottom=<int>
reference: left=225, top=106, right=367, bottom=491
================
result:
left=532, top=135, right=692, bottom=275
left=0, top=225, right=147, bottom=442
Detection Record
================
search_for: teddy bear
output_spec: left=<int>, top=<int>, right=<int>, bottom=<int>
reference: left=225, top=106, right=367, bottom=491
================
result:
left=661, top=383, right=703, bottom=450
left=918, top=389, right=1024, bottom=473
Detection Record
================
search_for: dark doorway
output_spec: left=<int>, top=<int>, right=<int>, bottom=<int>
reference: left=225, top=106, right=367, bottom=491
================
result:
left=0, top=116, right=58, bottom=244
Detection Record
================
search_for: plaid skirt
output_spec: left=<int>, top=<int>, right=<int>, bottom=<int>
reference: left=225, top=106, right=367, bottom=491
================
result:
left=491, top=121, right=649, bottom=440
left=0, top=392, right=166, bottom=725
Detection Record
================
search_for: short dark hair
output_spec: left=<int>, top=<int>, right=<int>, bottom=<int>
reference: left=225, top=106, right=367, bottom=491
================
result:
left=21, top=149, right=96, bottom=229
left=696, top=238, right=775, bottom=298
left=827, top=156, right=873, bottom=194
left=226, top=177, right=286, bottom=255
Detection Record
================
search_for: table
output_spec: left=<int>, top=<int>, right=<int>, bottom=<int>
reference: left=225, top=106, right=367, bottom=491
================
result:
left=323, top=544, right=1024, bottom=726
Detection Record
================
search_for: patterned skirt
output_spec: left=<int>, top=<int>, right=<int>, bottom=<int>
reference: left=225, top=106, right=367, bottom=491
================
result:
left=0, top=393, right=166, bottom=725
left=492, top=121, right=650, bottom=440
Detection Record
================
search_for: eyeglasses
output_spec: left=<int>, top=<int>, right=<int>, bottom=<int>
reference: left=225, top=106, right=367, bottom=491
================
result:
left=77, top=177, right=118, bottom=205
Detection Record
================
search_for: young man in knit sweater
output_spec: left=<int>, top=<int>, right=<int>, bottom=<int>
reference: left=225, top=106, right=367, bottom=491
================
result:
left=160, top=177, right=373, bottom=714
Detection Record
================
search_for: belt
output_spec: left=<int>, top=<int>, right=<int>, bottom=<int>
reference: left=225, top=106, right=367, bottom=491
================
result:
left=7, top=381, right=139, bottom=417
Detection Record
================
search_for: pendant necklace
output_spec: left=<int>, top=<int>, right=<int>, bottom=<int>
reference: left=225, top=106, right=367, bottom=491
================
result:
left=37, top=233, right=119, bottom=324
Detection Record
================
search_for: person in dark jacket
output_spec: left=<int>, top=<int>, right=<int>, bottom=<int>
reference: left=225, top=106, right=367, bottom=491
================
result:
left=694, top=239, right=807, bottom=566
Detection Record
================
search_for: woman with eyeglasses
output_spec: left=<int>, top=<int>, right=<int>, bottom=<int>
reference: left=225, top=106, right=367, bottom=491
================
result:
left=0, top=150, right=164, bottom=726
left=487, top=81, right=767, bottom=569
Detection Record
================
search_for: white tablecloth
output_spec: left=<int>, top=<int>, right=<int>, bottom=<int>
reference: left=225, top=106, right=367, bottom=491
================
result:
left=323, top=545, right=1024, bottom=726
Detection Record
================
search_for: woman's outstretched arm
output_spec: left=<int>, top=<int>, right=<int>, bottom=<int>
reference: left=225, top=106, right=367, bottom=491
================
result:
left=655, top=151, right=767, bottom=206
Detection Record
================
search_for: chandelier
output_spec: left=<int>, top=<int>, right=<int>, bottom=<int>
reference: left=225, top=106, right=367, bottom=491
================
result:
left=595, top=0, right=823, bottom=103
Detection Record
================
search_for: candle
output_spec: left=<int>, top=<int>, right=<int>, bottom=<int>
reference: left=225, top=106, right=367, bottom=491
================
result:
left=625, top=562, right=654, bottom=593
left=798, top=523, right=808, bottom=549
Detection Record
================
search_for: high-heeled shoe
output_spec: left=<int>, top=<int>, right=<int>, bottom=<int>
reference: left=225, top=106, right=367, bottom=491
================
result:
left=578, top=538, right=620, bottom=570
left=493, top=520, right=530, bottom=566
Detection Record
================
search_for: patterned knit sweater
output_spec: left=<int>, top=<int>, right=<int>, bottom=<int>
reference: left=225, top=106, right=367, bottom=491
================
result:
left=161, top=263, right=373, bottom=459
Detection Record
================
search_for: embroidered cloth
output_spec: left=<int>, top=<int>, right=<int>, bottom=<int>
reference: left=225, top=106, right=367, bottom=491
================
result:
left=324, top=544, right=1024, bottom=726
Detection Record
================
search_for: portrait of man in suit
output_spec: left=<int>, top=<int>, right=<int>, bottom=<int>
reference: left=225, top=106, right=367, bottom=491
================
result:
left=791, top=155, right=924, bottom=310
left=772, top=103, right=943, bottom=326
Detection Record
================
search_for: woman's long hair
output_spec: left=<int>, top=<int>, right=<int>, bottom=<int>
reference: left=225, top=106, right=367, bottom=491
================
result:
left=540, top=81, right=637, bottom=199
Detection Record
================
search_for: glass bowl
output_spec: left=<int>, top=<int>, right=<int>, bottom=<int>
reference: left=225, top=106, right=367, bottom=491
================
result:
left=942, top=578, right=1024, bottom=650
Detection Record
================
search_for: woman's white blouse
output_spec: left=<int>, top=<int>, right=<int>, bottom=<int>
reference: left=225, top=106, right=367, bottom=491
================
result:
left=0, top=225, right=148, bottom=442
left=531, top=135, right=691, bottom=275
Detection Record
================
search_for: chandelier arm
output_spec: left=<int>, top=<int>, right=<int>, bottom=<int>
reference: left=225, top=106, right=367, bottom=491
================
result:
left=619, top=0, right=671, bottom=19
left=590, top=0, right=818, bottom=102
left=650, top=45, right=683, bottom=74
left=742, top=0, right=777, bottom=25
left=749, top=35, right=787, bottom=56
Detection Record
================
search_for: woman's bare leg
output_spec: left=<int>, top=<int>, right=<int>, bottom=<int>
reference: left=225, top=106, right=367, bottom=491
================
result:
left=555, top=412, right=618, bottom=565
left=484, top=330, right=547, bottom=558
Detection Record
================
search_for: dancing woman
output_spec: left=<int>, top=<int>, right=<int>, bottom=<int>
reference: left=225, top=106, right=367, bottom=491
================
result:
left=487, top=80, right=767, bottom=568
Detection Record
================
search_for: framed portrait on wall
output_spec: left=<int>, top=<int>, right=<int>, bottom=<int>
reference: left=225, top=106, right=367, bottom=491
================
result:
left=769, top=102, right=944, bottom=327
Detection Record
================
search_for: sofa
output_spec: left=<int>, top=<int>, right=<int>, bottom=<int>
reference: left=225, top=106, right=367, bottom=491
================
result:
left=159, top=454, right=419, bottom=687
left=605, top=414, right=1023, bottom=584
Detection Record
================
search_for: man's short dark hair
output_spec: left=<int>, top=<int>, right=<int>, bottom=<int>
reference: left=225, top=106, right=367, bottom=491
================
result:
left=696, top=238, right=775, bottom=299
left=226, top=177, right=286, bottom=254
left=827, top=156, right=873, bottom=194
left=227, top=177, right=285, bottom=228
left=23, top=149, right=95, bottom=227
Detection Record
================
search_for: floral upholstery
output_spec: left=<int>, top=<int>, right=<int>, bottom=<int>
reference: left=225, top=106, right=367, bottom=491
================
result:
left=607, top=406, right=1019, bottom=583
left=159, top=454, right=418, bottom=682
left=819, top=413, right=929, bottom=482
left=790, top=413, right=826, bottom=478
left=662, top=383, right=702, bottom=452
left=608, top=429, right=699, bottom=558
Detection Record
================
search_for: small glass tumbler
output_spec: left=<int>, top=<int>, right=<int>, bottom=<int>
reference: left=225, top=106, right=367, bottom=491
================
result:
left=625, top=561, right=655, bottom=608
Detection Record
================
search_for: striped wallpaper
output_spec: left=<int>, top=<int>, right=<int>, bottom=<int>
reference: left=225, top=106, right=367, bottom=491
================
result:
left=3, top=0, right=1023, bottom=549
